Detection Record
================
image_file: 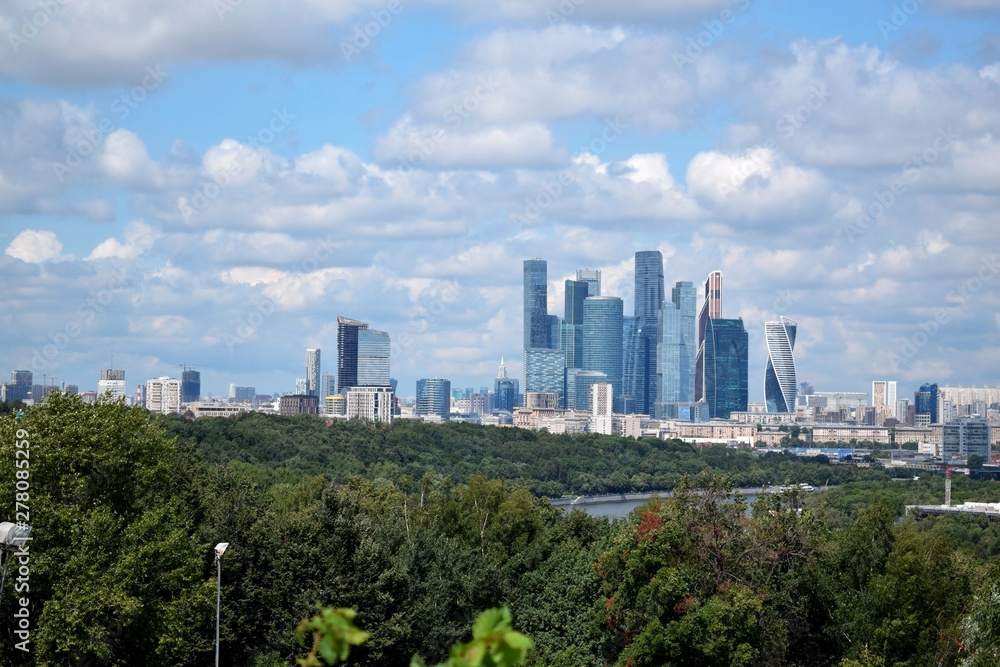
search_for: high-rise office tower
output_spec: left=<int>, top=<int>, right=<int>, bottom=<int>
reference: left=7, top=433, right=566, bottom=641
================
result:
left=494, top=358, right=520, bottom=412
left=630, top=251, right=664, bottom=415
left=702, top=317, right=748, bottom=419
left=621, top=317, right=640, bottom=411
left=416, top=378, right=452, bottom=420
left=576, top=268, right=601, bottom=297
left=525, top=348, right=564, bottom=397
left=560, top=279, right=588, bottom=370
left=634, top=251, right=665, bottom=324
left=524, top=259, right=550, bottom=396
left=337, top=316, right=390, bottom=393
left=305, top=349, right=321, bottom=397
left=657, top=281, right=697, bottom=417
left=583, top=296, right=624, bottom=409
left=180, top=367, right=201, bottom=403
left=764, top=317, right=797, bottom=413
left=915, top=383, right=939, bottom=424
left=695, top=271, right=723, bottom=402
left=547, top=315, right=562, bottom=350
left=524, top=259, right=549, bottom=349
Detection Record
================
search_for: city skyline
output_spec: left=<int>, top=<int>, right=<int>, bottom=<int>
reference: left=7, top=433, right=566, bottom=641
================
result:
left=1, top=0, right=998, bottom=400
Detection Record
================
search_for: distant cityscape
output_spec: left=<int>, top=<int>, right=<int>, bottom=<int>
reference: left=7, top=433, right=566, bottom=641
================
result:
left=2, top=251, right=996, bottom=462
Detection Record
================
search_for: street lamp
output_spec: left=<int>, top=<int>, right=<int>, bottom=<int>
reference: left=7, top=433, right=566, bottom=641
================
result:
left=214, top=542, right=229, bottom=667
left=0, top=522, right=31, bottom=598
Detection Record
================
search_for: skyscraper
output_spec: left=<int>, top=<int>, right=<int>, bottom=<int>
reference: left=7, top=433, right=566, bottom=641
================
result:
left=180, top=367, right=201, bottom=403
left=306, top=349, right=321, bottom=397
left=416, top=378, right=452, bottom=420
left=695, top=271, right=723, bottom=402
left=764, top=317, right=797, bottom=413
left=576, top=268, right=601, bottom=297
left=634, top=251, right=665, bottom=324
left=494, top=358, right=520, bottom=412
left=583, top=296, right=624, bottom=409
left=337, top=316, right=390, bottom=393
left=561, top=279, right=588, bottom=370
left=702, top=317, right=748, bottom=419
left=657, top=281, right=697, bottom=417
left=915, top=383, right=939, bottom=424
left=524, top=259, right=549, bottom=397
left=523, top=259, right=549, bottom=349
left=525, top=348, right=564, bottom=398
left=630, top=251, right=664, bottom=415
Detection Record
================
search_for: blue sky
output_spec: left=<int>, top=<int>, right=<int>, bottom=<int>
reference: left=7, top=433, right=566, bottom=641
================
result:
left=1, top=0, right=999, bottom=402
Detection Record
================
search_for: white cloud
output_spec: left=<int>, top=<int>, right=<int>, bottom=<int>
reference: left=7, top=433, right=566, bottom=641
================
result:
left=5, top=229, right=65, bottom=263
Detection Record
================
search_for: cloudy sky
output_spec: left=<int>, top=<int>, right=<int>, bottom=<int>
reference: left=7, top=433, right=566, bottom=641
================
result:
left=1, top=0, right=998, bottom=401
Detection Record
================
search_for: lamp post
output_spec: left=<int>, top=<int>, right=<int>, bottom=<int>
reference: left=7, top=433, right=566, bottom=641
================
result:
left=0, top=522, right=31, bottom=598
left=214, top=542, right=229, bottom=667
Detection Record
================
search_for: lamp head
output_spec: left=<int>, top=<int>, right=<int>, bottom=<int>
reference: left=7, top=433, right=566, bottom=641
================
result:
left=0, top=522, right=30, bottom=547
left=214, top=542, right=229, bottom=561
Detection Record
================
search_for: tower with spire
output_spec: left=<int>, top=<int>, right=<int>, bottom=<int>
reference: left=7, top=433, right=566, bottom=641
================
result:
left=494, top=357, right=518, bottom=412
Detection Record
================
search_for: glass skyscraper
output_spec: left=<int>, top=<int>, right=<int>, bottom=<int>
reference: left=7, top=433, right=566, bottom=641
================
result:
left=416, top=378, right=451, bottom=419
left=764, top=317, right=797, bottom=413
left=523, top=259, right=549, bottom=349
left=494, top=358, right=519, bottom=412
left=337, top=316, right=390, bottom=393
left=627, top=251, right=664, bottom=415
left=576, top=268, right=601, bottom=297
left=583, top=296, right=623, bottom=408
left=525, top=348, right=565, bottom=397
left=702, top=317, right=748, bottom=419
left=695, top=270, right=723, bottom=403
left=180, top=368, right=201, bottom=403
left=560, top=279, right=588, bottom=370
left=524, top=259, right=550, bottom=399
left=915, top=383, right=939, bottom=423
left=657, top=281, right=696, bottom=417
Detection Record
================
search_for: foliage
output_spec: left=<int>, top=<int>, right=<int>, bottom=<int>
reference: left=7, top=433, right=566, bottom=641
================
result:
left=159, top=412, right=888, bottom=497
left=6, top=399, right=1000, bottom=667
left=297, top=607, right=370, bottom=666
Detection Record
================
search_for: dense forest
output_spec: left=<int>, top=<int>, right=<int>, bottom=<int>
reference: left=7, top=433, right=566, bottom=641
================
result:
left=158, top=412, right=889, bottom=496
left=3, top=395, right=1000, bottom=666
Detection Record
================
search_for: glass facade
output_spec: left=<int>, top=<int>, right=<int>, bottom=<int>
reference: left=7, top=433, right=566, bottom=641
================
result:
left=915, top=383, right=939, bottom=423
left=358, top=329, right=391, bottom=386
left=416, top=378, right=451, bottom=419
left=523, top=259, right=548, bottom=349
left=583, top=296, right=623, bottom=406
left=564, top=279, right=588, bottom=325
left=566, top=368, right=608, bottom=411
left=560, top=321, right=584, bottom=369
left=703, top=317, right=748, bottom=419
left=576, top=268, right=601, bottom=297
left=525, top=348, right=565, bottom=398
left=337, top=316, right=390, bottom=392
left=764, top=317, right=797, bottom=413
left=656, top=281, right=696, bottom=418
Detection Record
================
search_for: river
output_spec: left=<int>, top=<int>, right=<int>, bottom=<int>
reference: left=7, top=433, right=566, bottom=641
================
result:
left=548, top=486, right=819, bottom=520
